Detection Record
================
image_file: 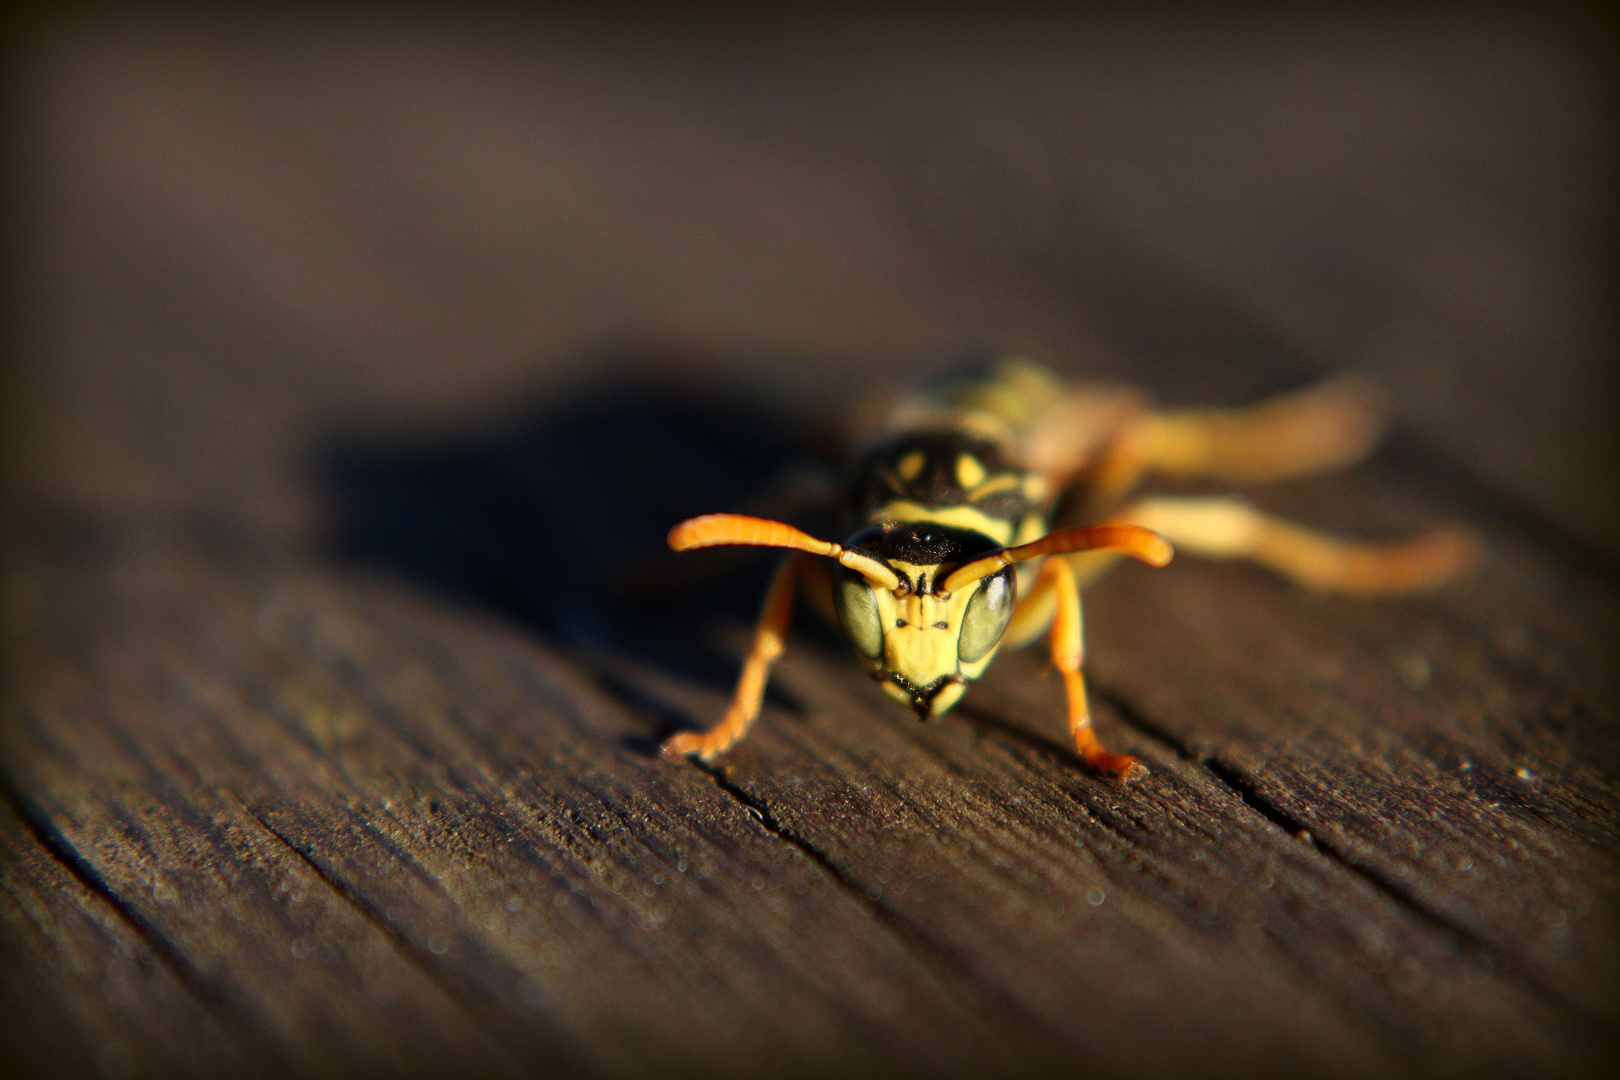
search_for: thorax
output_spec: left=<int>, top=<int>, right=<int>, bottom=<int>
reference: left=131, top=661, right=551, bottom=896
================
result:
left=851, top=429, right=1049, bottom=549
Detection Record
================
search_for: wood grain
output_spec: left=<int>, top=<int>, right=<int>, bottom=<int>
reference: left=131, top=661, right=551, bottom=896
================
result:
left=6, top=13, right=1616, bottom=1078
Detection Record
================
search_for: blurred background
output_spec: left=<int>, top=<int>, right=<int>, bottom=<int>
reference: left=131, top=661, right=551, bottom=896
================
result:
left=7, top=7, right=1616, bottom=568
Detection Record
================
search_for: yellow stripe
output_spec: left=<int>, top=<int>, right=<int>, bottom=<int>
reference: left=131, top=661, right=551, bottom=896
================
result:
left=967, top=472, right=1022, bottom=500
left=868, top=501, right=1018, bottom=546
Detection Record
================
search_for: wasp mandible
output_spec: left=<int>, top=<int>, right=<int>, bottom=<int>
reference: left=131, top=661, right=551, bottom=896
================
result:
left=662, top=359, right=1474, bottom=780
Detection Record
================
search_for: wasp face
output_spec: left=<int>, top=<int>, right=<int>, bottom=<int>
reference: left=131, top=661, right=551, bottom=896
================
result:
left=832, top=524, right=1017, bottom=719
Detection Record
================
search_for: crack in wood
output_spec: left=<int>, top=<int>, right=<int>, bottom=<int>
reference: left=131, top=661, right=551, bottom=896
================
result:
left=584, top=626, right=1611, bottom=1040
left=1091, top=686, right=1608, bottom=1029
left=243, top=808, right=566, bottom=1077
left=576, top=660, right=1070, bottom=1053
left=1084, top=685, right=1200, bottom=763
left=0, top=770, right=253, bottom=1042
left=685, top=758, right=1072, bottom=1054
left=959, top=680, right=1610, bottom=1043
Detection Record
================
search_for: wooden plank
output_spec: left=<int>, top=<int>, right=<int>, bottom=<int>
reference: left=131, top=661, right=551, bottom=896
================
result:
left=1081, top=467, right=1620, bottom=1018
left=10, top=457, right=1610, bottom=1076
left=3, top=514, right=1056, bottom=1075
left=315, top=374, right=1610, bottom=1072
left=605, top=541, right=1603, bottom=1075
left=3, top=651, right=532, bottom=1077
left=0, top=797, right=245, bottom=1079
left=8, top=14, right=1615, bottom=1079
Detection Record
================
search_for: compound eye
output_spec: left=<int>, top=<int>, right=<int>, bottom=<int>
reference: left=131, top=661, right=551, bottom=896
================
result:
left=957, top=568, right=1015, bottom=663
left=833, top=570, right=885, bottom=659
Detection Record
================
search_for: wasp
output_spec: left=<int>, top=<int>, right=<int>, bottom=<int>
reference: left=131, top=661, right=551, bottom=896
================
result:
left=662, top=359, right=1474, bottom=780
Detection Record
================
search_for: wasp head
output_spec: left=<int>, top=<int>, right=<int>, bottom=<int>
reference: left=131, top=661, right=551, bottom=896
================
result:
left=831, top=523, right=1016, bottom=719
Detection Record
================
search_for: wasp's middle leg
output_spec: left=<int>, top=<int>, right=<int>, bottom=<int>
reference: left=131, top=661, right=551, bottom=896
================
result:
left=663, top=552, right=815, bottom=762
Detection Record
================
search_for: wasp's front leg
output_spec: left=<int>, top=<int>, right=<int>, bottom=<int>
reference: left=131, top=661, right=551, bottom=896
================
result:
left=1043, top=555, right=1147, bottom=782
left=663, top=552, right=817, bottom=763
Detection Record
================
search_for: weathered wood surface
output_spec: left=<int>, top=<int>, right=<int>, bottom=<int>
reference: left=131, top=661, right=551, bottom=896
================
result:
left=4, top=14, right=1617, bottom=1079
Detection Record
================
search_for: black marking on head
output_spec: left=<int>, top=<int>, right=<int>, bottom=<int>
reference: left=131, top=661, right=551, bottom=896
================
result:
left=843, top=521, right=1001, bottom=583
left=852, top=431, right=1029, bottom=518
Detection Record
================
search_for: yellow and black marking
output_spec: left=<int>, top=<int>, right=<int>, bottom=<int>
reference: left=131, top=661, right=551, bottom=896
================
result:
left=855, top=429, right=1039, bottom=548
left=659, top=357, right=1475, bottom=781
